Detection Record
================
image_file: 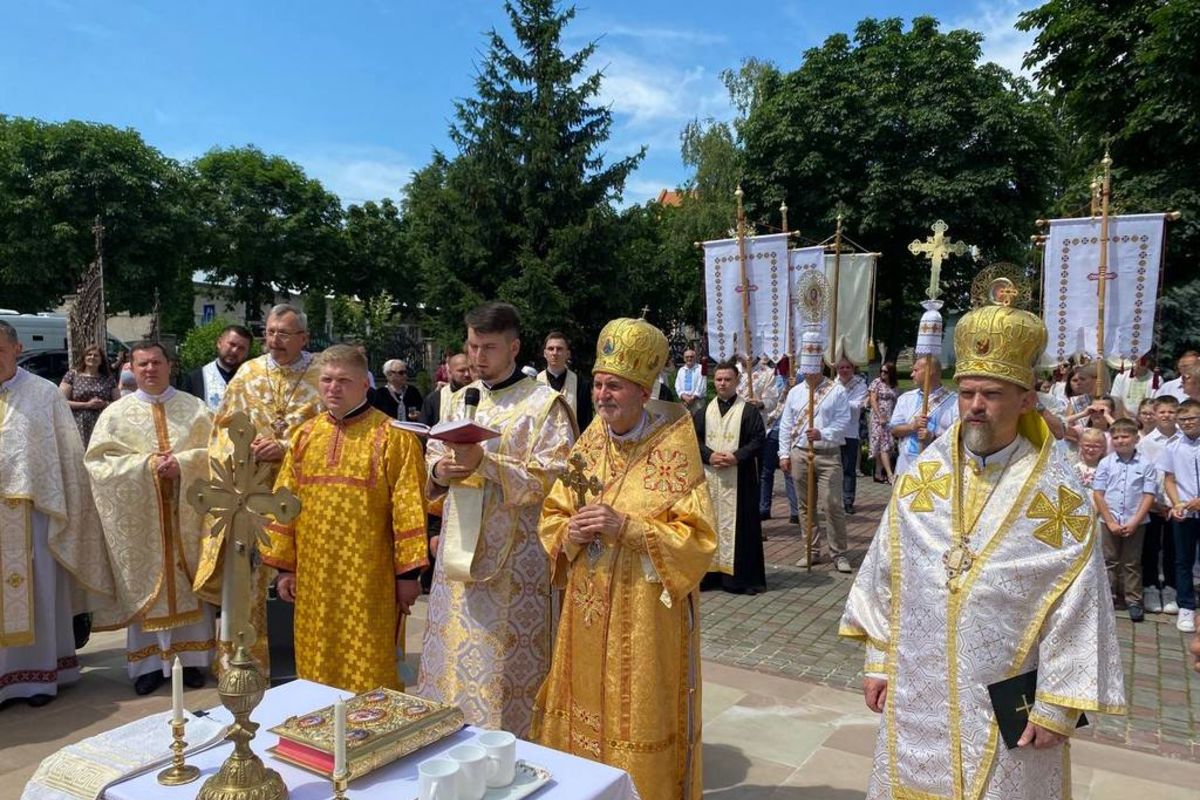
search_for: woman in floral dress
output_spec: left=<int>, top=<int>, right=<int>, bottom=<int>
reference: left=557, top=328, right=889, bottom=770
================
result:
left=58, top=344, right=119, bottom=446
left=868, top=362, right=899, bottom=484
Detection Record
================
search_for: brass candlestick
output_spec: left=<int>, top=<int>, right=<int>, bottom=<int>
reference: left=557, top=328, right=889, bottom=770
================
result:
left=157, top=718, right=201, bottom=786
left=332, top=770, right=349, bottom=800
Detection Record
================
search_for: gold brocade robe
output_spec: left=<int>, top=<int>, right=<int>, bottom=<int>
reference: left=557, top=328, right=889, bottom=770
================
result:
left=260, top=407, right=428, bottom=694
left=840, top=416, right=1126, bottom=800
left=1, top=369, right=113, bottom=645
left=532, top=401, right=717, bottom=800
left=193, top=353, right=322, bottom=670
left=84, top=390, right=213, bottom=632
left=417, top=376, right=575, bottom=737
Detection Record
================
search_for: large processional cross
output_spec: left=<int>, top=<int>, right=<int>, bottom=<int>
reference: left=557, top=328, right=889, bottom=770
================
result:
left=908, top=219, right=970, bottom=301
left=184, top=411, right=299, bottom=800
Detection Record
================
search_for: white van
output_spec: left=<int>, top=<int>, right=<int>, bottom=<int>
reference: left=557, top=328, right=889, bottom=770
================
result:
left=0, top=312, right=125, bottom=357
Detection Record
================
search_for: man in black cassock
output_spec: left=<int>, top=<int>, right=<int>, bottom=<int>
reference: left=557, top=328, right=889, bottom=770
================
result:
left=694, top=360, right=767, bottom=594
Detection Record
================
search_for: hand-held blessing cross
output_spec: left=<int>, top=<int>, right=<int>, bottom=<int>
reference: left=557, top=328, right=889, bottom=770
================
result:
left=561, top=452, right=604, bottom=507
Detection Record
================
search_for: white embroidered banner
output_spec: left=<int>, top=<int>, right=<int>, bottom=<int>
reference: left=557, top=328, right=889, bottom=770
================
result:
left=1041, top=213, right=1165, bottom=363
left=787, top=248, right=876, bottom=364
left=703, top=232, right=790, bottom=361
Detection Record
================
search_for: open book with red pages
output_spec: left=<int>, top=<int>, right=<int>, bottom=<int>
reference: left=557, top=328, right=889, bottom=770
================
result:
left=390, top=418, right=500, bottom=444
left=267, top=688, right=465, bottom=781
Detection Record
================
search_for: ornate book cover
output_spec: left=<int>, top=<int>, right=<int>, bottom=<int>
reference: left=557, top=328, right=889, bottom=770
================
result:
left=267, top=688, right=465, bottom=781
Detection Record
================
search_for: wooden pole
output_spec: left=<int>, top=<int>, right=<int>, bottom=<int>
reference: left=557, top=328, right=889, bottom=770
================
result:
left=829, top=214, right=843, bottom=368
left=735, top=187, right=756, bottom=400
left=806, top=375, right=816, bottom=572
left=1095, top=152, right=1113, bottom=396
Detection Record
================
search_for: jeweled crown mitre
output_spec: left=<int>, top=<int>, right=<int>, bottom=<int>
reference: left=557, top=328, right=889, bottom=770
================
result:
left=593, top=317, right=669, bottom=391
left=953, top=304, right=1047, bottom=391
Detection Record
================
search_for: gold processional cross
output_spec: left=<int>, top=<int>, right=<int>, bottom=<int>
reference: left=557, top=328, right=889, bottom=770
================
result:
left=185, top=411, right=300, bottom=800
left=560, top=452, right=606, bottom=565
left=908, top=219, right=970, bottom=301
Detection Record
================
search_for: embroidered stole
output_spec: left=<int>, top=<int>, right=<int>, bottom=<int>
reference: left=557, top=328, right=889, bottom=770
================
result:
left=200, top=360, right=229, bottom=412
left=704, top=398, right=745, bottom=575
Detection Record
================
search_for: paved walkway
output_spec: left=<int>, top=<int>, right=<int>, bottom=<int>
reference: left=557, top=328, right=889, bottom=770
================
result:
left=699, top=472, right=1200, bottom=761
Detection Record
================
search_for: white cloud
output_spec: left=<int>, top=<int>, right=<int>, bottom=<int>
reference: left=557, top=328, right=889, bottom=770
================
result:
left=952, top=0, right=1039, bottom=76
left=287, top=146, right=415, bottom=206
left=590, top=24, right=728, bottom=47
left=593, top=48, right=731, bottom=129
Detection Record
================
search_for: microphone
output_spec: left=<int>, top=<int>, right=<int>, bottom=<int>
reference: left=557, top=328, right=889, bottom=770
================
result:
left=463, top=388, right=481, bottom=422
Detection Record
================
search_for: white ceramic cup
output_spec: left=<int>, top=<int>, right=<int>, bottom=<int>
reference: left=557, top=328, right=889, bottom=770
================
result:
left=418, top=757, right=460, bottom=800
left=476, top=730, right=517, bottom=788
left=448, top=744, right=488, bottom=800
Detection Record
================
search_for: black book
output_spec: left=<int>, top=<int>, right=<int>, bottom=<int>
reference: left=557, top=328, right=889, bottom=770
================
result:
left=988, top=669, right=1087, bottom=750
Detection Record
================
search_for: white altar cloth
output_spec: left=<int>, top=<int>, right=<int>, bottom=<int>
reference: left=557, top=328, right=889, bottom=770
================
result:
left=103, top=679, right=639, bottom=800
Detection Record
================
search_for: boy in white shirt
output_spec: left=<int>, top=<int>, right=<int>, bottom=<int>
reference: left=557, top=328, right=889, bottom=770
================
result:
left=1094, top=418, right=1158, bottom=622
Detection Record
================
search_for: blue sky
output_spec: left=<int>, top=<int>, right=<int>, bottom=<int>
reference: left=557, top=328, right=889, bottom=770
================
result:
left=1, top=0, right=1039, bottom=207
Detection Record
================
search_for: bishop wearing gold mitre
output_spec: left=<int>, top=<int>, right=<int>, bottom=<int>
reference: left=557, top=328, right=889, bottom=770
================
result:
left=840, top=299, right=1125, bottom=799
left=532, top=316, right=717, bottom=800
left=193, top=303, right=322, bottom=672
left=260, top=345, right=427, bottom=694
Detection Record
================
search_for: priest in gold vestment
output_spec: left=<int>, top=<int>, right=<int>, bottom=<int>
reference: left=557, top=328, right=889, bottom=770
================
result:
left=85, top=341, right=216, bottom=694
left=419, top=302, right=575, bottom=737
left=262, top=345, right=427, bottom=694
left=0, top=321, right=113, bottom=707
left=532, top=316, right=717, bottom=800
left=194, top=303, right=322, bottom=672
left=840, top=302, right=1125, bottom=800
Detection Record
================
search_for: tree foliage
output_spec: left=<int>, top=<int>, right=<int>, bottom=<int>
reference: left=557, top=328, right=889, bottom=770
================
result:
left=193, top=146, right=345, bottom=324
left=341, top=199, right=408, bottom=303
left=404, top=0, right=643, bottom=360
left=732, top=17, right=1061, bottom=351
left=0, top=116, right=198, bottom=319
left=1019, top=0, right=1200, bottom=358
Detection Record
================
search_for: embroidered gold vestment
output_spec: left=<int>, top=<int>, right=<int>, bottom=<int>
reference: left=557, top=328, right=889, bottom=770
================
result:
left=417, top=376, right=574, bottom=737
left=84, top=390, right=213, bottom=632
left=193, top=353, right=322, bottom=669
left=260, top=407, right=427, bottom=693
left=1, top=370, right=113, bottom=645
left=840, top=416, right=1126, bottom=800
left=532, top=402, right=716, bottom=800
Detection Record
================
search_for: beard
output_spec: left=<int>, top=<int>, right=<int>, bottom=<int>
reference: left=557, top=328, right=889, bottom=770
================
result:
left=961, top=419, right=996, bottom=454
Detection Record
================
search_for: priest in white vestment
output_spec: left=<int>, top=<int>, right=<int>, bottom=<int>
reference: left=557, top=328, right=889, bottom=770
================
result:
left=85, top=341, right=217, bottom=695
left=419, top=302, right=575, bottom=736
left=841, top=303, right=1125, bottom=800
left=537, top=330, right=592, bottom=432
left=0, top=321, right=114, bottom=706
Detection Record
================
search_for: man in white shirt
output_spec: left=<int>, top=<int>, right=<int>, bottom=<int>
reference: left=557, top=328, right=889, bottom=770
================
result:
left=1156, top=350, right=1199, bottom=401
left=1111, top=357, right=1154, bottom=413
left=674, top=349, right=706, bottom=414
left=779, top=370, right=852, bottom=572
left=889, top=356, right=959, bottom=476
left=835, top=356, right=868, bottom=514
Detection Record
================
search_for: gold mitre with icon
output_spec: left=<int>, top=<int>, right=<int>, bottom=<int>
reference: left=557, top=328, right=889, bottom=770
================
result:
left=594, top=314, right=669, bottom=390
left=954, top=277, right=1047, bottom=391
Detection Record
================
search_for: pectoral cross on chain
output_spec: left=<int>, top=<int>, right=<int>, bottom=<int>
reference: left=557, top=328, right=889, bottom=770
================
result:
left=187, top=411, right=300, bottom=659
left=560, top=452, right=606, bottom=565
left=908, top=220, right=971, bottom=301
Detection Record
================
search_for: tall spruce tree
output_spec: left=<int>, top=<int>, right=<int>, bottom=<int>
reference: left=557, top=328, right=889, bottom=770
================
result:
left=405, top=0, right=643, bottom=357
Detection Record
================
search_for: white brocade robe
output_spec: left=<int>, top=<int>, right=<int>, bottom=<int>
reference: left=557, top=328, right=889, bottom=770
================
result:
left=840, top=419, right=1125, bottom=800
left=84, top=390, right=214, bottom=637
left=418, top=376, right=574, bottom=736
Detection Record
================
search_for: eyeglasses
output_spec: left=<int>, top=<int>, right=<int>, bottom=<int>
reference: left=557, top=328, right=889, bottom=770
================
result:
left=265, top=328, right=305, bottom=341
left=1178, top=416, right=1200, bottom=425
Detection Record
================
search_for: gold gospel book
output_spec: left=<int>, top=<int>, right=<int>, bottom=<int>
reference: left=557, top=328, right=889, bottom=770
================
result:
left=267, top=688, right=465, bottom=781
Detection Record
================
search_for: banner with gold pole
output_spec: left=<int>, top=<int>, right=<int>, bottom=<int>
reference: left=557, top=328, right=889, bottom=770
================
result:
left=794, top=268, right=830, bottom=572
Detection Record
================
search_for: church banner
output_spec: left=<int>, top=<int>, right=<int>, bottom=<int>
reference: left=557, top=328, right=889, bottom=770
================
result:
left=1041, top=213, right=1166, bottom=363
left=787, top=247, right=876, bottom=365
left=703, top=232, right=790, bottom=361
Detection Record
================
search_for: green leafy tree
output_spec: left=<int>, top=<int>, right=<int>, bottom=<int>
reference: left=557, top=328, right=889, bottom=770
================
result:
left=734, top=18, right=1061, bottom=351
left=1018, top=0, right=1200, bottom=359
left=193, top=146, right=345, bottom=324
left=404, top=0, right=643, bottom=358
left=0, top=116, right=198, bottom=321
left=341, top=199, right=410, bottom=304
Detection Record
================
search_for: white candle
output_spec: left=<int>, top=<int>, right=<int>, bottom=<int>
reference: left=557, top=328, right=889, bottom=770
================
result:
left=333, top=699, right=347, bottom=778
left=171, top=657, right=184, bottom=724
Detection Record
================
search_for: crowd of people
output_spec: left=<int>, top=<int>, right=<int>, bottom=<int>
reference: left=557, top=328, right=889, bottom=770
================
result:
left=2, top=297, right=1200, bottom=799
